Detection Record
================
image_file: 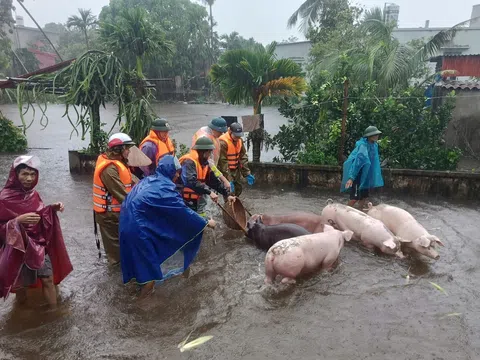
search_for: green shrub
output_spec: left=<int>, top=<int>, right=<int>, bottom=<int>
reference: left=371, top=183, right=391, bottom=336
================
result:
left=0, top=113, right=28, bottom=153
left=275, top=81, right=461, bottom=171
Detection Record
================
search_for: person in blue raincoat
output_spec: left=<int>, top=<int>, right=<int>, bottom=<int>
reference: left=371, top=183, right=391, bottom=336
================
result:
left=119, top=155, right=216, bottom=298
left=341, top=126, right=384, bottom=210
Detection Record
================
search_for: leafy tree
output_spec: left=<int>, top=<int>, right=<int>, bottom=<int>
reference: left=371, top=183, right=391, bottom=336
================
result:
left=280, top=36, right=299, bottom=44
left=12, top=48, right=40, bottom=74
left=66, top=9, right=97, bottom=48
left=275, top=82, right=461, bottom=170
left=0, top=112, right=28, bottom=152
left=201, top=0, right=216, bottom=55
left=220, top=32, right=261, bottom=51
left=0, top=0, right=14, bottom=38
left=288, top=0, right=354, bottom=35
left=0, top=37, right=11, bottom=75
left=210, top=43, right=306, bottom=161
left=100, top=7, right=174, bottom=79
left=100, top=0, right=211, bottom=79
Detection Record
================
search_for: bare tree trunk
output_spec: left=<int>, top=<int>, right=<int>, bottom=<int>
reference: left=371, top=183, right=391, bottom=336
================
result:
left=84, top=29, right=89, bottom=49
left=209, top=5, right=214, bottom=55
left=252, top=102, right=263, bottom=163
left=89, top=102, right=101, bottom=154
left=338, top=79, right=349, bottom=164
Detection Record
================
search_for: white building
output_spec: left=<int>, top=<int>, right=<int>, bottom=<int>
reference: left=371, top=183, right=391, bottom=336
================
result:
left=274, top=41, right=312, bottom=70
left=274, top=4, right=480, bottom=68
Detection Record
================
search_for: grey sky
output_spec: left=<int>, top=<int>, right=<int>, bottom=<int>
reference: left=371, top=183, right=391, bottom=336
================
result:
left=15, top=0, right=480, bottom=44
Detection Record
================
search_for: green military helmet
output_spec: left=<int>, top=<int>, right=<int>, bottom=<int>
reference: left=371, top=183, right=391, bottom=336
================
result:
left=208, top=117, right=227, bottom=133
left=192, top=136, right=216, bottom=150
left=363, top=126, right=382, bottom=138
left=151, top=118, right=171, bottom=131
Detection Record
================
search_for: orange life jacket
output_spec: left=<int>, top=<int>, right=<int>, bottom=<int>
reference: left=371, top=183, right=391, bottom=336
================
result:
left=192, top=127, right=220, bottom=165
left=219, top=132, right=243, bottom=171
left=139, top=130, right=175, bottom=165
left=179, top=150, right=209, bottom=201
left=93, top=154, right=134, bottom=213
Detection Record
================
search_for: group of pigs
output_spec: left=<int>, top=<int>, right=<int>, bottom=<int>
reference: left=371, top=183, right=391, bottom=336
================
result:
left=246, top=200, right=444, bottom=285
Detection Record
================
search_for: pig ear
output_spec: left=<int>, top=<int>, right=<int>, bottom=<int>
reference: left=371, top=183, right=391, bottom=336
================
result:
left=416, top=235, right=431, bottom=248
left=383, top=239, right=397, bottom=250
left=343, top=230, right=353, bottom=242
left=367, top=202, right=373, bottom=210
left=396, top=236, right=411, bottom=244
left=326, top=199, right=334, bottom=205
left=324, top=224, right=335, bottom=232
left=428, top=235, right=444, bottom=247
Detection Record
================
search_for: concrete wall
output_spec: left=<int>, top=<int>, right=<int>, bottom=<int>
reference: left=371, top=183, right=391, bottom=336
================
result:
left=439, top=88, right=480, bottom=156
left=69, top=152, right=480, bottom=199
left=274, top=41, right=312, bottom=70
left=11, top=26, right=60, bottom=50
left=249, top=163, right=480, bottom=200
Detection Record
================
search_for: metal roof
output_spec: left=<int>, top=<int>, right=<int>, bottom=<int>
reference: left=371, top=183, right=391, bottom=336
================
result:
left=435, top=80, right=480, bottom=90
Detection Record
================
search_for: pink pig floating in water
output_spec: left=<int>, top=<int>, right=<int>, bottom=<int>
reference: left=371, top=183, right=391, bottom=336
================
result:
left=321, top=200, right=409, bottom=258
left=264, top=225, right=353, bottom=285
left=366, top=203, right=444, bottom=260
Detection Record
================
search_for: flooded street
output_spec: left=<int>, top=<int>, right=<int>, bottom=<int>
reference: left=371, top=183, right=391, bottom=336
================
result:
left=1, top=103, right=480, bottom=359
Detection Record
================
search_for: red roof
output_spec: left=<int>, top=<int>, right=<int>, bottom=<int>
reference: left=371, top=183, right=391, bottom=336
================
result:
left=442, top=55, right=480, bottom=77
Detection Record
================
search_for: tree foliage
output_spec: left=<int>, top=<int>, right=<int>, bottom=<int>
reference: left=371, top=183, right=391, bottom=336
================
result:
left=275, top=82, right=461, bottom=170
left=210, top=43, right=306, bottom=114
left=100, top=7, right=174, bottom=78
left=66, top=8, right=97, bottom=48
left=0, top=112, right=28, bottom=153
left=99, top=0, right=212, bottom=79
left=220, top=32, right=262, bottom=51
left=210, top=43, right=307, bottom=161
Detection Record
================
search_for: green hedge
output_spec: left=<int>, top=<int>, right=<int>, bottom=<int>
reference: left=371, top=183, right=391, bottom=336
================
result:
left=0, top=114, right=28, bottom=153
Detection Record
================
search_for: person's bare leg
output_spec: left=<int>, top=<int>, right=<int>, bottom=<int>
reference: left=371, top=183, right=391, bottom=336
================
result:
left=16, top=287, right=28, bottom=305
left=347, top=200, right=357, bottom=207
left=40, top=276, right=57, bottom=308
left=139, top=281, right=155, bottom=299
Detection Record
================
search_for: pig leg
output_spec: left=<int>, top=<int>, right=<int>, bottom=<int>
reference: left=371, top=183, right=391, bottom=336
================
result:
left=273, top=248, right=305, bottom=283
left=264, top=252, right=277, bottom=284
left=281, top=277, right=296, bottom=285
left=321, top=254, right=339, bottom=271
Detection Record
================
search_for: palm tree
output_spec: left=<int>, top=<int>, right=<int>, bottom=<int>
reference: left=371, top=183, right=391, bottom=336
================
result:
left=66, top=9, right=97, bottom=49
left=210, top=43, right=306, bottom=161
left=201, top=0, right=216, bottom=54
left=288, top=0, right=350, bottom=34
left=100, top=8, right=174, bottom=79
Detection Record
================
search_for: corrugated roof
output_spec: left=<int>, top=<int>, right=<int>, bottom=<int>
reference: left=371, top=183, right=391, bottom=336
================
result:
left=435, top=80, right=480, bottom=90
left=0, top=59, right=74, bottom=89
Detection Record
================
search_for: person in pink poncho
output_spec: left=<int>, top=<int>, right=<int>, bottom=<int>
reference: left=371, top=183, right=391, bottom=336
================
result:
left=0, top=155, right=73, bottom=308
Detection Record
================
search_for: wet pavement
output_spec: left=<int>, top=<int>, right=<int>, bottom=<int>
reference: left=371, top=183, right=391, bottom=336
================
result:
left=1, top=103, right=480, bottom=360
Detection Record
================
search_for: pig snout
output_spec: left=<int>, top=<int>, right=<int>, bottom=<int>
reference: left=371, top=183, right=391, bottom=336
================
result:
left=403, top=242, right=441, bottom=260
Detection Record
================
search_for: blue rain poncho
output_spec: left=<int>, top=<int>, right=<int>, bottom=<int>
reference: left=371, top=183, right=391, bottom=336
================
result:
left=341, top=137, right=384, bottom=192
left=119, top=155, right=208, bottom=285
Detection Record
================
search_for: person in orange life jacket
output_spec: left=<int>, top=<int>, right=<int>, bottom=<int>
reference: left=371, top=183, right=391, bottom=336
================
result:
left=192, top=117, right=231, bottom=190
left=178, top=137, right=235, bottom=217
left=93, top=133, right=139, bottom=265
left=218, top=122, right=255, bottom=196
left=138, top=118, right=175, bottom=178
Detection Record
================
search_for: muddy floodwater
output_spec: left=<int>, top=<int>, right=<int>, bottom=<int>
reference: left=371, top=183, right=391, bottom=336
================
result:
left=1, top=103, right=480, bottom=359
